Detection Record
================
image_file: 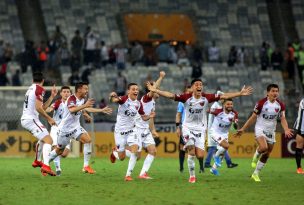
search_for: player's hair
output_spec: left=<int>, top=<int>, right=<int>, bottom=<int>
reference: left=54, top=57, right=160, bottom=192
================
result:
left=191, top=78, right=202, bottom=86
left=145, top=81, right=154, bottom=93
left=60, top=86, right=71, bottom=92
left=75, top=82, right=89, bottom=92
left=223, top=98, right=233, bottom=103
left=266, top=84, right=279, bottom=92
left=127, top=83, right=138, bottom=90
left=32, top=72, right=44, bottom=83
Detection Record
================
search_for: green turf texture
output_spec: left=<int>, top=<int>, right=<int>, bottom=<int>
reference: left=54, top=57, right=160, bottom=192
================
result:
left=0, top=158, right=303, bottom=205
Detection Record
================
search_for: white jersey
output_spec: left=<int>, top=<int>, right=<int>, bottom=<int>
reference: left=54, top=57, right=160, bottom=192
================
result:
left=115, top=95, right=145, bottom=132
left=51, top=99, right=65, bottom=125
left=208, top=101, right=223, bottom=130
left=254, top=97, right=285, bottom=132
left=58, top=94, right=85, bottom=132
left=294, top=98, right=304, bottom=134
left=210, top=108, right=238, bottom=135
left=136, top=94, right=155, bottom=129
left=21, top=84, right=45, bottom=120
left=175, top=92, right=220, bottom=131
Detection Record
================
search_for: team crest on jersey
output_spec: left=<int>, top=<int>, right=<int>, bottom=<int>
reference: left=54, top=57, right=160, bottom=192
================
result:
left=265, top=108, right=268, bottom=111
left=199, top=102, right=205, bottom=106
left=275, top=108, right=279, bottom=112
left=135, top=105, right=138, bottom=110
left=228, top=118, right=233, bottom=122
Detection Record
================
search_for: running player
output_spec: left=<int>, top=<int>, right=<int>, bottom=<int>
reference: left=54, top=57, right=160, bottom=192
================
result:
left=109, top=83, right=155, bottom=181
left=205, top=91, right=238, bottom=169
left=21, top=72, right=57, bottom=176
left=235, top=84, right=293, bottom=182
left=209, top=98, right=238, bottom=176
left=147, top=79, right=253, bottom=183
left=46, top=86, right=71, bottom=175
left=48, top=82, right=112, bottom=174
left=293, top=97, right=304, bottom=174
left=136, top=71, right=165, bottom=179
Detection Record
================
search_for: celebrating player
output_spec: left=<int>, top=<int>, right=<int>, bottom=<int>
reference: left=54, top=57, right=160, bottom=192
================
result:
left=48, top=82, right=112, bottom=174
left=135, top=71, right=165, bottom=179
left=109, top=83, right=155, bottom=181
left=147, top=78, right=253, bottom=183
left=293, top=97, right=304, bottom=174
left=21, top=72, right=58, bottom=176
left=235, top=84, right=293, bottom=182
left=209, top=98, right=238, bottom=176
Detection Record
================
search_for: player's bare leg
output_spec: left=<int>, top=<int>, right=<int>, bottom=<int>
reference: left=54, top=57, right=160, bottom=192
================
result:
left=252, top=136, right=268, bottom=168
left=252, top=143, right=273, bottom=182
left=139, top=144, right=156, bottom=179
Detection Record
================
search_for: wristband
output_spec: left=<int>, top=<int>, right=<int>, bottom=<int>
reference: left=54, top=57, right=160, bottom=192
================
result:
left=176, top=122, right=180, bottom=127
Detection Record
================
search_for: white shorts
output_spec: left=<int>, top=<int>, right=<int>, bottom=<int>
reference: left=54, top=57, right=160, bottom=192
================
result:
left=57, top=127, right=87, bottom=149
left=50, top=126, right=71, bottom=149
left=182, top=126, right=206, bottom=150
left=137, top=127, right=155, bottom=151
left=207, top=131, right=217, bottom=147
left=255, top=127, right=276, bottom=144
left=209, top=130, right=228, bottom=144
left=114, top=129, right=140, bottom=152
left=21, top=119, right=49, bottom=140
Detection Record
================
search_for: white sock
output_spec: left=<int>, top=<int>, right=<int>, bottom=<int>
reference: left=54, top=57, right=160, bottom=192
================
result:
left=215, top=147, right=226, bottom=157
left=126, top=153, right=137, bottom=177
left=83, top=143, right=92, bottom=167
left=49, top=149, right=58, bottom=162
left=36, top=141, right=44, bottom=161
left=187, top=155, right=196, bottom=177
left=113, top=150, right=119, bottom=159
left=254, top=149, right=262, bottom=160
left=53, top=156, right=61, bottom=171
left=125, top=149, right=131, bottom=158
left=254, top=160, right=265, bottom=175
left=140, top=154, right=155, bottom=175
left=42, top=143, right=52, bottom=166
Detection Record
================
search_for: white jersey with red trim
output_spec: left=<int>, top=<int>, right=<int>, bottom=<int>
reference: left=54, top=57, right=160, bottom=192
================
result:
left=254, top=97, right=285, bottom=132
left=210, top=108, right=238, bottom=135
left=175, top=92, right=220, bottom=131
left=51, top=99, right=65, bottom=125
left=21, top=84, right=45, bottom=120
left=136, top=94, right=155, bottom=129
left=115, top=95, right=145, bottom=132
left=58, top=94, right=85, bottom=132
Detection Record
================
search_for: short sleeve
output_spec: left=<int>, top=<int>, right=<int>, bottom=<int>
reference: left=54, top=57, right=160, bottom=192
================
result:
left=202, top=93, right=220, bottom=103
left=35, top=85, right=45, bottom=102
left=52, top=99, right=61, bottom=110
left=67, top=95, right=77, bottom=108
left=138, top=101, right=145, bottom=115
left=174, top=93, right=192, bottom=103
left=253, top=98, right=266, bottom=114
left=118, top=95, right=128, bottom=105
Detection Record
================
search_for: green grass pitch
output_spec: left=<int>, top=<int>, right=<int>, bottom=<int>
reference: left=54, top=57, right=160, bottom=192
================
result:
left=0, top=157, right=303, bottom=205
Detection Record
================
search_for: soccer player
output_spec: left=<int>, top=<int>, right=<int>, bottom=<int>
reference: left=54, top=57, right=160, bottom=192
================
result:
left=21, top=72, right=58, bottom=176
left=235, top=84, right=293, bottom=182
left=293, top=97, right=304, bottom=174
left=136, top=71, right=165, bottom=179
left=48, top=82, right=112, bottom=174
left=205, top=91, right=238, bottom=169
left=147, top=79, right=253, bottom=183
left=46, top=86, right=71, bottom=175
left=109, top=83, right=155, bottom=181
left=209, top=99, right=238, bottom=176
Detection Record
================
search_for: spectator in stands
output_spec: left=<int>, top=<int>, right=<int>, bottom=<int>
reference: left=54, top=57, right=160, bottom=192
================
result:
left=114, top=44, right=128, bottom=70
left=114, top=71, right=127, bottom=96
left=260, top=42, right=269, bottom=70
left=0, top=63, right=9, bottom=86
left=71, top=29, right=83, bottom=60
left=237, top=47, right=246, bottom=66
left=192, top=44, right=203, bottom=64
left=108, top=45, right=116, bottom=65
left=84, top=32, right=98, bottom=65
left=271, top=47, right=284, bottom=71
left=20, top=40, right=37, bottom=73
left=58, top=42, right=70, bottom=66
left=208, top=41, right=220, bottom=63
left=266, top=42, right=273, bottom=65
left=292, top=37, right=301, bottom=63
left=176, top=44, right=189, bottom=66
left=130, top=41, right=144, bottom=66
left=3, top=42, right=13, bottom=63
left=227, top=46, right=237, bottom=67
left=285, top=42, right=295, bottom=79
left=100, top=41, right=109, bottom=67
left=156, top=41, right=170, bottom=63
left=53, top=25, right=67, bottom=48
left=70, top=52, right=81, bottom=73
left=297, top=46, right=304, bottom=86
left=99, top=98, right=107, bottom=109
left=168, top=44, right=178, bottom=64
left=12, top=69, right=21, bottom=86
left=68, top=70, right=80, bottom=86
left=37, top=41, right=49, bottom=71
left=81, top=66, right=91, bottom=83
left=0, top=40, right=4, bottom=61
left=191, top=60, right=202, bottom=79
left=47, top=36, right=59, bottom=70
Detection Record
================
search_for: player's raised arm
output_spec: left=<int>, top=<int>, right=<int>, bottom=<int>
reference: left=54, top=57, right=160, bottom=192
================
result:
left=109, top=92, right=121, bottom=103
left=69, top=98, right=95, bottom=113
left=154, top=71, right=166, bottom=89
left=234, top=112, right=257, bottom=137
left=220, top=85, right=253, bottom=100
left=35, top=99, right=56, bottom=126
left=43, top=85, right=58, bottom=110
left=146, top=82, right=175, bottom=100
left=85, top=106, right=113, bottom=115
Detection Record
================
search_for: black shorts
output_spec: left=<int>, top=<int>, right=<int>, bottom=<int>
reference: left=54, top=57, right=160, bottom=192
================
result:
left=295, top=129, right=304, bottom=137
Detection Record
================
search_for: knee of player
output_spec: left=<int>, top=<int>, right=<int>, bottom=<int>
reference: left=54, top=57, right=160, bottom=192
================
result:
left=149, top=150, right=157, bottom=156
left=223, top=144, right=229, bottom=150
left=259, top=146, right=268, bottom=153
